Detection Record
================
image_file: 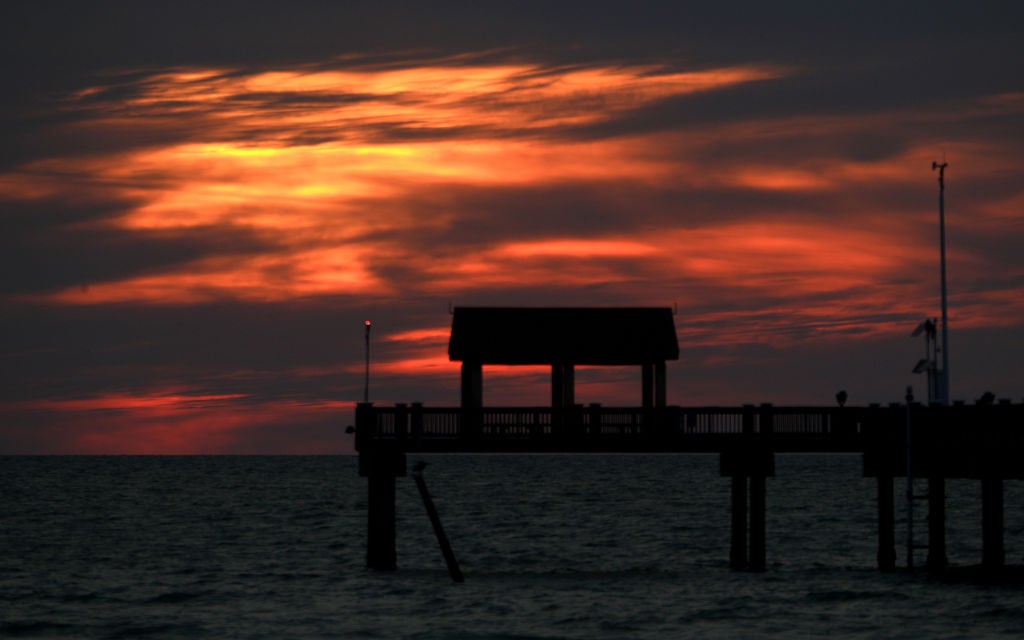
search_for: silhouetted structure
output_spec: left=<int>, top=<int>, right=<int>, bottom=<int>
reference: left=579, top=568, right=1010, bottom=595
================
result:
left=356, top=307, right=1024, bottom=576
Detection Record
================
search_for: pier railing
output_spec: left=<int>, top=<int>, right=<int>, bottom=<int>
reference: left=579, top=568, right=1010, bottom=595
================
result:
left=355, top=401, right=1024, bottom=462
left=354, top=403, right=896, bottom=453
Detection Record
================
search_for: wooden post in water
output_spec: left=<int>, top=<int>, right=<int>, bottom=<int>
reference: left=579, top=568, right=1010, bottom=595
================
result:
left=982, top=477, right=1005, bottom=570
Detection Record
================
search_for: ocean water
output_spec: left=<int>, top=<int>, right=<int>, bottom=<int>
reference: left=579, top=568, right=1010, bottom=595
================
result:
left=1, top=455, right=1022, bottom=639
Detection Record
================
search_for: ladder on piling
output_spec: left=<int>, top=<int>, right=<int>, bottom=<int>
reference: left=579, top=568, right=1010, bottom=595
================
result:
left=905, top=481, right=930, bottom=569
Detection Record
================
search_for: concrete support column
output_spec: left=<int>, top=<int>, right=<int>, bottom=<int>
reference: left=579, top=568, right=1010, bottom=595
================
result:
left=551, top=363, right=575, bottom=437
left=730, top=475, right=747, bottom=570
left=749, top=474, right=767, bottom=572
left=551, top=364, right=576, bottom=408
left=982, top=477, right=1005, bottom=570
left=926, top=477, right=948, bottom=572
left=563, top=364, right=575, bottom=408
left=360, top=450, right=407, bottom=571
left=876, top=475, right=896, bottom=571
left=641, top=364, right=654, bottom=408
left=654, top=361, right=667, bottom=407
left=366, top=471, right=396, bottom=570
left=460, top=361, right=483, bottom=409
left=723, top=449, right=772, bottom=572
left=461, top=361, right=483, bottom=440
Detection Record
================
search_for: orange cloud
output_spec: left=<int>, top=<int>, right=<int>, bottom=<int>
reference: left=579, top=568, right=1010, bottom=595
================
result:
left=7, top=61, right=791, bottom=306
left=496, top=239, right=658, bottom=258
left=5, top=56, right=1022, bottom=361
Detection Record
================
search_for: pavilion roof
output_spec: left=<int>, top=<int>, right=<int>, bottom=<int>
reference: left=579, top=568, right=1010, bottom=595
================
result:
left=448, top=307, right=679, bottom=365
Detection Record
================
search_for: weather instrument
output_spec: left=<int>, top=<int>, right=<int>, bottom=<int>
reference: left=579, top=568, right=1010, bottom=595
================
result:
left=910, top=318, right=938, bottom=403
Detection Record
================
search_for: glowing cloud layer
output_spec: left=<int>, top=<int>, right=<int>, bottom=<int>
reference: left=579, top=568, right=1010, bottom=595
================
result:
left=3, top=47, right=1023, bottom=453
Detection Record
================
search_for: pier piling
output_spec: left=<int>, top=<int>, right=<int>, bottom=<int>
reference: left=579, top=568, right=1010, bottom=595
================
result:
left=982, top=477, right=1005, bottom=570
left=723, top=445, right=772, bottom=572
left=360, top=449, right=406, bottom=571
left=749, top=474, right=767, bottom=572
left=729, top=475, right=747, bottom=569
left=927, top=477, right=948, bottom=572
left=877, top=475, right=897, bottom=571
left=355, top=390, right=1023, bottom=574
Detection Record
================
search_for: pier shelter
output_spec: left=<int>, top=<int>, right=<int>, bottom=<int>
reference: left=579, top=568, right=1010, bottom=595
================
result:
left=448, top=307, right=680, bottom=412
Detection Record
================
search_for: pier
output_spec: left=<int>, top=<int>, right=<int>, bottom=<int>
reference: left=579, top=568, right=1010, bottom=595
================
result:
left=354, top=308, right=1024, bottom=573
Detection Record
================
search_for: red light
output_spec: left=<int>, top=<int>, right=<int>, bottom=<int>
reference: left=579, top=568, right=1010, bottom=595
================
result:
left=364, top=320, right=372, bottom=326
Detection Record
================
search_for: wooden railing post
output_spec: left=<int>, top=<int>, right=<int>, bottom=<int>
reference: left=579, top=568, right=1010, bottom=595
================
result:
left=759, top=403, right=774, bottom=437
left=411, top=402, right=423, bottom=446
left=395, top=403, right=408, bottom=440
left=589, top=403, right=602, bottom=438
left=571, top=404, right=584, bottom=440
left=742, top=405, right=755, bottom=436
left=461, top=406, right=482, bottom=443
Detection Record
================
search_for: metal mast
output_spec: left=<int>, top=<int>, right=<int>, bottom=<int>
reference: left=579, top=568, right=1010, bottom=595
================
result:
left=364, top=319, right=372, bottom=403
left=932, top=161, right=949, bottom=404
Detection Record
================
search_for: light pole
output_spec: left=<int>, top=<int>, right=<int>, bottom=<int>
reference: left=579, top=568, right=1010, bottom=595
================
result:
left=932, top=161, right=949, bottom=405
left=364, top=319, right=372, bottom=403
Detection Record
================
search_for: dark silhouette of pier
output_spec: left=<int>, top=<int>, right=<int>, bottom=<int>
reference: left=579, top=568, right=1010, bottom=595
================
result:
left=354, top=308, right=1024, bottom=574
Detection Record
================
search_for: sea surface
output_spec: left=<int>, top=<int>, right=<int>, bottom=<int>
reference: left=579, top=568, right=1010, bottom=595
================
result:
left=2, top=455, right=1022, bottom=639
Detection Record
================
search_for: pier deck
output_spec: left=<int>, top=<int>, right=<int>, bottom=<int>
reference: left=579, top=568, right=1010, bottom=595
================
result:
left=356, top=402, right=1024, bottom=475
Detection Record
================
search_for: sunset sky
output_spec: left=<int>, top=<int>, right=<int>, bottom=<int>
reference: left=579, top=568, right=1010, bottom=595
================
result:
left=3, top=2, right=1023, bottom=453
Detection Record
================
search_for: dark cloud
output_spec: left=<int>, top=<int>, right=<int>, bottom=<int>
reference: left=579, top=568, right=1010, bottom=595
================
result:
left=5, top=2, right=1021, bottom=95
left=0, top=298, right=383, bottom=400
left=1, top=197, right=276, bottom=294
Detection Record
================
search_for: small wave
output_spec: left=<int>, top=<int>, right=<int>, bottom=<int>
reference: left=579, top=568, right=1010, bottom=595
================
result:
left=806, top=589, right=903, bottom=603
left=102, top=622, right=202, bottom=639
left=143, top=590, right=207, bottom=604
left=1, top=620, right=75, bottom=637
